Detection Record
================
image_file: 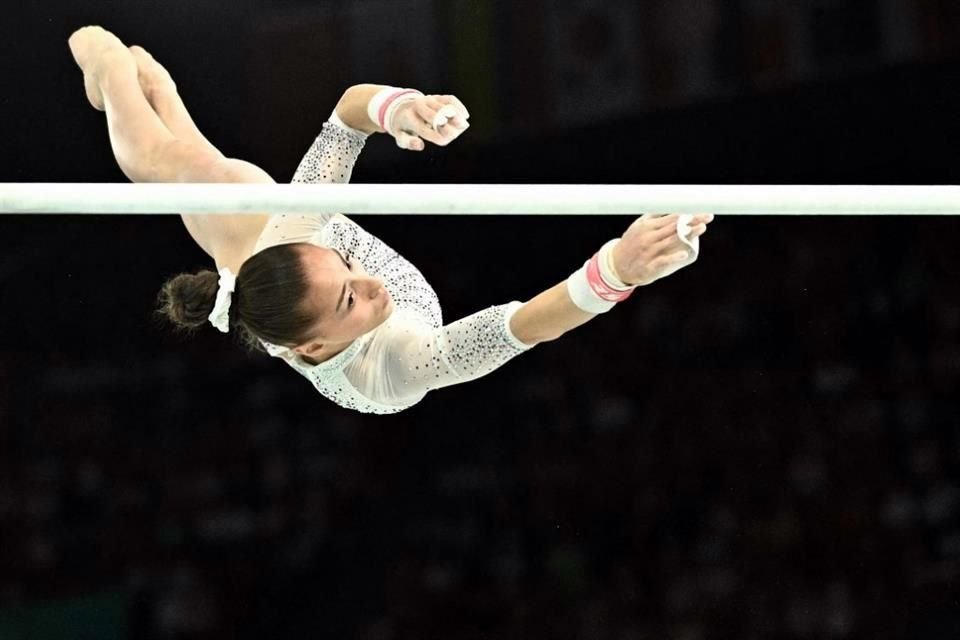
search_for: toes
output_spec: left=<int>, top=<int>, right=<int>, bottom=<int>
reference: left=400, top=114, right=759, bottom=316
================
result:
left=128, top=45, right=152, bottom=62
left=83, top=74, right=105, bottom=112
left=68, top=26, right=128, bottom=71
left=128, top=45, right=175, bottom=94
left=128, top=45, right=155, bottom=73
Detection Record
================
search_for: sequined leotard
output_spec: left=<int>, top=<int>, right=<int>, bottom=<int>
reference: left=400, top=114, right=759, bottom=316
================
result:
left=253, top=119, right=534, bottom=414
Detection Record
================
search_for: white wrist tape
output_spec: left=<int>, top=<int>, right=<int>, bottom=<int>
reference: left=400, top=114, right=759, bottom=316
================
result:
left=566, top=239, right=636, bottom=314
left=366, top=87, right=424, bottom=136
left=567, top=263, right=617, bottom=314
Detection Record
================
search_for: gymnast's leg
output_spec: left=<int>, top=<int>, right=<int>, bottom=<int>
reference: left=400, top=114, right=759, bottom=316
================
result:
left=69, top=26, right=277, bottom=260
left=126, top=45, right=222, bottom=159
left=68, top=26, right=222, bottom=183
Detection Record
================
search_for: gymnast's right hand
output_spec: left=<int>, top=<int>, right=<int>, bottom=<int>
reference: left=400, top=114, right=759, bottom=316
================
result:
left=389, top=94, right=471, bottom=151
left=612, top=213, right=714, bottom=286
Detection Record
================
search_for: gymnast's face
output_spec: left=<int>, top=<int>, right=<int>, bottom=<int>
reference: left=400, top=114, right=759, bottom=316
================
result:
left=292, top=245, right=394, bottom=357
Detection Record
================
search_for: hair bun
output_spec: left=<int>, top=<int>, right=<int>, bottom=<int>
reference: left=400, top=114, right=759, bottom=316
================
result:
left=157, top=270, right=220, bottom=330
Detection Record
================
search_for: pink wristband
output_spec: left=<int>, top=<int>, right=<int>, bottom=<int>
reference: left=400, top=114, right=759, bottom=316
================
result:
left=378, top=90, right=422, bottom=131
left=585, top=253, right=634, bottom=302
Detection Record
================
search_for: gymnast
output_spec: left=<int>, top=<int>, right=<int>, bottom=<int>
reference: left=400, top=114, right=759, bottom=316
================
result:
left=68, top=26, right=713, bottom=414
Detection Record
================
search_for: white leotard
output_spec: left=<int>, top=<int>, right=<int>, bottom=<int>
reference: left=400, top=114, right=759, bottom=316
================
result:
left=253, top=120, right=534, bottom=414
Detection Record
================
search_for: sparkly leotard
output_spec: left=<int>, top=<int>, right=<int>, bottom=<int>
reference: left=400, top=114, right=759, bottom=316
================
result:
left=253, top=120, right=534, bottom=414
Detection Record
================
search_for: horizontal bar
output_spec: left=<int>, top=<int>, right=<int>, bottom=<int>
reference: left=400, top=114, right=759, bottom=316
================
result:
left=1, top=183, right=959, bottom=215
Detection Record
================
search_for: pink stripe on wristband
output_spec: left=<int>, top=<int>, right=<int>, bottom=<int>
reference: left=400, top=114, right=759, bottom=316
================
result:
left=378, top=90, right=422, bottom=130
left=585, top=253, right=634, bottom=302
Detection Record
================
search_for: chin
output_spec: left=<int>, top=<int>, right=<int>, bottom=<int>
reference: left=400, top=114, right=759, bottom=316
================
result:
left=379, top=302, right=393, bottom=322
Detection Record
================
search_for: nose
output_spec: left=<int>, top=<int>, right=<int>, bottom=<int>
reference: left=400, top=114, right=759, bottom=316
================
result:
left=362, top=276, right=384, bottom=299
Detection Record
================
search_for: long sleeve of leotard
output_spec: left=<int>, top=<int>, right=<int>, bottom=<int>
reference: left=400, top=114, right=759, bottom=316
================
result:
left=340, top=301, right=534, bottom=410
left=253, top=119, right=368, bottom=253
left=293, top=215, right=535, bottom=413
left=253, top=118, right=536, bottom=414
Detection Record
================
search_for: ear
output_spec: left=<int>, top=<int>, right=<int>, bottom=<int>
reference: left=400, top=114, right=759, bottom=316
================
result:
left=293, top=341, right=326, bottom=359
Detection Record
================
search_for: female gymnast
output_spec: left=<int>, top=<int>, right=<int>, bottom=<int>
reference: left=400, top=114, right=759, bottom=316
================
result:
left=68, top=26, right=713, bottom=414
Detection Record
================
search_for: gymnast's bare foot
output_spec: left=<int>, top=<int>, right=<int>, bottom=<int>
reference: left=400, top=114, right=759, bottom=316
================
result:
left=127, top=45, right=176, bottom=109
left=68, top=26, right=128, bottom=111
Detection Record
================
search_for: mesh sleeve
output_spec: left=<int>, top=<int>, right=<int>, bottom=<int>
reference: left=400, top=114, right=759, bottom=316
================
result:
left=253, top=120, right=368, bottom=253
left=291, top=121, right=368, bottom=185
left=343, top=303, right=535, bottom=407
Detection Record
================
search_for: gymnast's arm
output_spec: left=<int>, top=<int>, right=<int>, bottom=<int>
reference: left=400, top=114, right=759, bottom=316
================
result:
left=509, top=214, right=712, bottom=343
left=334, top=83, right=470, bottom=148
left=178, top=86, right=372, bottom=266
left=350, top=214, right=713, bottom=407
left=200, top=84, right=469, bottom=260
left=181, top=84, right=468, bottom=269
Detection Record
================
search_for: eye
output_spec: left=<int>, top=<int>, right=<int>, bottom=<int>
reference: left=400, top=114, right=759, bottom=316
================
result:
left=347, top=291, right=355, bottom=309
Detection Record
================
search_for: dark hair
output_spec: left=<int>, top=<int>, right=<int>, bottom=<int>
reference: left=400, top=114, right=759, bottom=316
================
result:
left=156, top=243, right=317, bottom=352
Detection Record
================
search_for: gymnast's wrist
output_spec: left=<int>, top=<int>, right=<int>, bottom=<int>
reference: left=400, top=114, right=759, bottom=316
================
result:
left=333, top=85, right=384, bottom=134
left=599, top=239, right=635, bottom=288
left=566, top=239, right=636, bottom=314
left=366, top=86, right=424, bottom=137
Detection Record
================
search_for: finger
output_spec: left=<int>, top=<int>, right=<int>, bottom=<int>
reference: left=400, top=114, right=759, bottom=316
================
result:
left=423, top=97, right=458, bottom=131
left=437, top=105, right=468, bottom=130
left=395, top=130, right=423, bottom=151
left=414, top=101, right=456, bottom=137
left=424, top=96, right=446, bottom=112
left=642, top=213, right=676, bottom=221
left=653, top=213, right=680, bottom=227
left=418, top=112, right=467, bottom=146
left=412, top=104, right=456, bottom=145
left=653, top=221, right=704, bottom=251
left=432, top=104, right=459, bottom=130
left=690, top=213, right=714, bottom=225
left=424, top=126, right=451, bottom=146
left=415, top=121, right=446, bottom=146
left=446, top=116, right=469, bottom=132
left=414, top=101, right=440, bottom=128
left=436, top=94, right=470, bottom=119
left=652, top=232, right=684, bottom=254
left=437, top=124, right=467, bottom=145
left=627, top=213, right=672, bottom=236
left=648, top=215, right=681, bottom=241
left=433, top=95, right=470, bottom=129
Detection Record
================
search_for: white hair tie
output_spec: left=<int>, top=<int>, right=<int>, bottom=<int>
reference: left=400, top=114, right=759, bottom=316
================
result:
left=208, top=267, right=237, bottom=333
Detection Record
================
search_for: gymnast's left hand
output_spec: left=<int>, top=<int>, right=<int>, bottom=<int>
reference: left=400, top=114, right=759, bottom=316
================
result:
left=390, top=94, right=471, bottom=151
left=612, top=213, right=714, bottom=286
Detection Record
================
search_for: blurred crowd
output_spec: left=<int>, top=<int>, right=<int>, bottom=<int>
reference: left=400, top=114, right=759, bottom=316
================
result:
left=1, top=216, right=958, bottom=639
left=2, top=0, right=960, bottom=637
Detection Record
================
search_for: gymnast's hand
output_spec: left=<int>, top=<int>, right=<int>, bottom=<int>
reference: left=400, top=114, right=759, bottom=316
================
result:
left=389, top=94, right=471, bottom=151
left=612, top=213, right=714, bottom=286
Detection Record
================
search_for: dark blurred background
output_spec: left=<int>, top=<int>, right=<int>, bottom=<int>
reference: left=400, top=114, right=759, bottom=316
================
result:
left=1, top=1, right=960, bottom=638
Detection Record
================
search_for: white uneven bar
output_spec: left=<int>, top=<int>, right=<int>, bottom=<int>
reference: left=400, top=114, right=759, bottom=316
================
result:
left=1, top=183, right=959, bottom=215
